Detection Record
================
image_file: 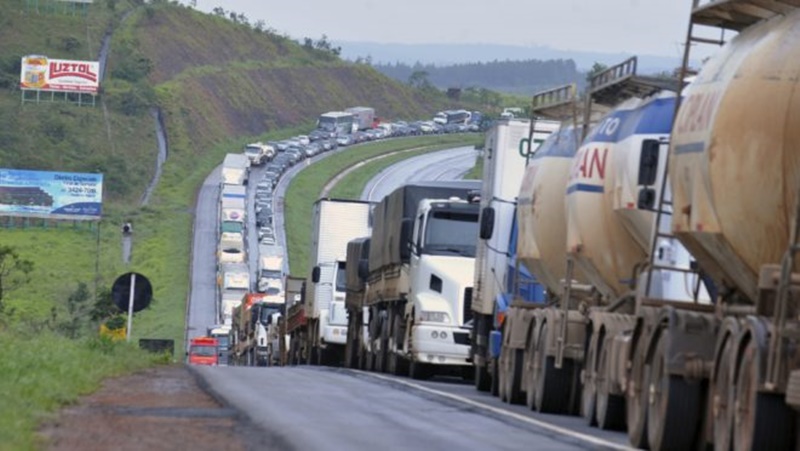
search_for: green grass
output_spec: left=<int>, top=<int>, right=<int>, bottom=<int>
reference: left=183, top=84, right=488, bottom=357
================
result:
left=463, top=153, right=483, bottom=180
left=0, top=330, right=160, bottom=450
left=285, top=134, right=482, bottom=275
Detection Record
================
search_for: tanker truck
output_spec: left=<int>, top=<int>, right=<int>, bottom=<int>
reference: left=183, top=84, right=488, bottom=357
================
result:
left=614, top=3, right=800, bottom=450
left=354, top=181, right=481, bottom=378
left=288, top=199, right=373, bottom=366
left=470, top=117, right=558, bottom=393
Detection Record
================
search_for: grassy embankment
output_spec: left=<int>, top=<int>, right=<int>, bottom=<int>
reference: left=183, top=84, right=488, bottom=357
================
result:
left=285, top=134, right=482, bottom=275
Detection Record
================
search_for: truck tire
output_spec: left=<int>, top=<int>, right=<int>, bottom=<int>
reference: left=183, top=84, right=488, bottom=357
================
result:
left=389, top=313, right=408, bottom=376
left=732, top=337, right=795, bottom=451
left=595, top=337, right=625, bottom=430
left=712, top=334, right=736, bottom=451
left=409, top=359, right=432, bottom=380
left=626, top=334, right=649, bottom=449
left=581, top=331, right=598, bottom=426
left=474, top=361, right=490, bottom=392
left=534, top=322, right=574, bottom=414
left=504, top=348, right=525, bottom=404
left=647, top=332, right=702, bottom=451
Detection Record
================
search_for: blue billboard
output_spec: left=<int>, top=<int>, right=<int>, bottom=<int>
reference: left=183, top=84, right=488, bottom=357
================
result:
left=0, top=169, right=103, bottom=220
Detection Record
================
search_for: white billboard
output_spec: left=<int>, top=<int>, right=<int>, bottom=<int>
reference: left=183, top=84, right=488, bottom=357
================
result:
left=20, top=55, right=100, bottom=94
left=0, top=169, right=103, bottom=220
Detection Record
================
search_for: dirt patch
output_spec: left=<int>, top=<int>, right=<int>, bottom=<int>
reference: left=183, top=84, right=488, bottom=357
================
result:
left=39, top=365, right=269, bottom=451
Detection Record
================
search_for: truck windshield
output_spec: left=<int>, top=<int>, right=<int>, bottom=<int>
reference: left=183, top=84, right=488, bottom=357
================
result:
left=424, top=210, right=478, bottom=257
left=260, top=269, right=282, bottom=280
left=221, top=221, right=243, bottom=234
left=245, top=146, right=261, bottom=155
left=190, top=345, right=216, bottom=357
left=258, top=305, right=283, bottom=323
left=335, top=261, right=347, bottom=292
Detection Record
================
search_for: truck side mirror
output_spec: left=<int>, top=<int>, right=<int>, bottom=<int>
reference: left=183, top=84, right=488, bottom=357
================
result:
left=400, top=218, right=413, bottom=262
left=358, top=259, right=369, bottom=281
left=311, top=266, right=321, bottom=283
left=638, top=139, right=660, bottom=186
left=479, top=207, right=495, bottom=240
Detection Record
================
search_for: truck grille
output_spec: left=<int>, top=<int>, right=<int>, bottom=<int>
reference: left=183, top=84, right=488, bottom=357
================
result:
left=463, top=287, right=473, bottom=324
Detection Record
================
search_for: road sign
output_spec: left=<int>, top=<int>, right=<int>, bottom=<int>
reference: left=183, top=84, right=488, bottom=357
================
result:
left=112, top=272, right=152, bottom=313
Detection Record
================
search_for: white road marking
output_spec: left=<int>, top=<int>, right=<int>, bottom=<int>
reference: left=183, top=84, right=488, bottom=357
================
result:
left=358, top=371, right=635, bottom=451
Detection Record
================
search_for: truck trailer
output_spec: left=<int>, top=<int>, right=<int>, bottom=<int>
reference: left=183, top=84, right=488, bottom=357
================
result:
left=345, top=106, right=375, bottom=131
left=217, top=262, right=251, bottom=326
left=221, top=153, right=250, bottom=186
left=286, top=199, right=373, bottom=366
left=469, top=117, right=558, bottom=393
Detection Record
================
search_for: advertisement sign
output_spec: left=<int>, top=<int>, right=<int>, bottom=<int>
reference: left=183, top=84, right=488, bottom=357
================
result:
left=19, top=55, right=100, bottom=94
left=0, top=169, right=103, bottom=220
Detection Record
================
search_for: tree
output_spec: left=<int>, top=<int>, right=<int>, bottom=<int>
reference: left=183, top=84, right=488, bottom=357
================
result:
left=59, top=282, right=92, bottom=339
left=408, top=70, right=430, bottom=89
left=586, top=62, right=608, bottom=83
left=0, top=245, right=33, bottom=313
left=212, top=6, right=225, bottom=17
left=253, top=19, right=265, bottom=32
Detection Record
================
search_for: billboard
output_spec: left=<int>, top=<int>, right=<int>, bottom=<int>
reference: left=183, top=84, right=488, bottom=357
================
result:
left=0, top=169, right=103, bottom=220
left=20, top=55, right=100, bottom=94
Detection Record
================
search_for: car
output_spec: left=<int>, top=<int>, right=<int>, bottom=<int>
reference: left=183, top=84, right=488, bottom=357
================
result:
left=336, top=135, right=353, bottom=146
left=258, top=226, right=274, bottom=240
left=296, top=135, right=310, bottom=146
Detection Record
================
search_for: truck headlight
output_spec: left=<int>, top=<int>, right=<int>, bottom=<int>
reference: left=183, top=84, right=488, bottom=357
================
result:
left=420, top=311, right=450, bottom=323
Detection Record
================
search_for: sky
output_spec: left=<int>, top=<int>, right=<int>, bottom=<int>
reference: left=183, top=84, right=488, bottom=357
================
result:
left=189, top=0, right=699, bottom=59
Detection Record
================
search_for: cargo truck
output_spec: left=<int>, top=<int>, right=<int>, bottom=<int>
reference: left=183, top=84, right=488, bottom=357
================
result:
left=469, top=118, right=558, bottom=393
left=287, top=199, right=373, bottom=366
left=230, top=292, right=285, bottom=366
left=257, top=245, right=284, bottom=293
left=350, top=181, right=481, bottom=379
left=217, top=262, right=251, bottom=326
left=285, top=276, right=307, bottom=364
left=345, top=106, right=375, bottom=131
left=220, top=185, right=246, bottom=225
left=221, top=153, right=250, bottom=186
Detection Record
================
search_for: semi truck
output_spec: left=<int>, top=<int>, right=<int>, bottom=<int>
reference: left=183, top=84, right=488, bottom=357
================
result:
left=230, top=292, right=285, bottom=366
left=469, top=117, right=558, bottom=393
left=221, top=153, right=250, bottom=186
left=217, top=262, right=250, bottom=326
left=220, top=184, right=246, bottom=231
left=243, top=142, right=274, bottom=166
left=348, top=181, right=481, bottom=379
left=286, top=199, right=373, bottom=366
left=257, top=244, right=284, bottom=293
left=285, top=276, right=307, bottom=364
left=345, top=106, right=375, bottom=131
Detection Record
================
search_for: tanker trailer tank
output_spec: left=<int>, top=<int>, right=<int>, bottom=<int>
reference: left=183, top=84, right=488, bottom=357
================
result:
left=666, top=5, right=800, bottom=450
left=509, top=124, right=592, bottom=414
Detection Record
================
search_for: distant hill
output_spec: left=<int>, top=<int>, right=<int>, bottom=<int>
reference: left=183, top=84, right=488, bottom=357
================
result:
left=337, top=41, right=689, bottom=76
left=373, top=59, right=584, bottom=96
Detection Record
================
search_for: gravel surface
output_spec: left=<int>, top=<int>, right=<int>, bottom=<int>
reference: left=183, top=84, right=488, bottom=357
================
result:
left=39, top=365, right=278, bottom=451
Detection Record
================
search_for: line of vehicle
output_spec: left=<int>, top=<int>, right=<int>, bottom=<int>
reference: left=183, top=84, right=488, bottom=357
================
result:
left=356, top=371, right=635, bottom=451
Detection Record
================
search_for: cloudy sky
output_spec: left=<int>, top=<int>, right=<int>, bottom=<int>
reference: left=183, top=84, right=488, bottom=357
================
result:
left=189, top=1, right=698, bottom=58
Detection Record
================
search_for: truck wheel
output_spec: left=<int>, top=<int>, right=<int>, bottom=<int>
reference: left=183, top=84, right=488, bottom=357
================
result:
left=474, top=361, right=490, bottom=392
left=498, top=347, right=509, bottom=402
left=409, top=359, right=431, bottom=380
left=581, top=332, right=598, bottom=425
left=534, top=323, right=575, bottom=413
left=310, top=346, right=320, bottom=366
left=732, top=338, right=795, bottom=451
left=504, top=348, right=525, bottom=404
left=524, top=333, right=537, bottom=409
left=595, top=337, right=625, bottom=430
left=647, top=332, right=702, bottom=451
left=389, top=313, right=408, bottom=376
left=626, top=334, right=649, bottom=449
left=712, top=334, right=736, bottom=451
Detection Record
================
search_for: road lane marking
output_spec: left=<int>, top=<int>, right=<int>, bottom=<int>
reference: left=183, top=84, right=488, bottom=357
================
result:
left=357, top=371, right=635, bottom=451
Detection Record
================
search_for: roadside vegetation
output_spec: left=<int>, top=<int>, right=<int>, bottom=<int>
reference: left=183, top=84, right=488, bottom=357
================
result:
left=285, top=134, right=481, bottom=275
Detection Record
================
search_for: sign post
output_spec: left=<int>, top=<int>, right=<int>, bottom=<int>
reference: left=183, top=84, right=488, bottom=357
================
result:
left=126, top=273, right=136, bottom=342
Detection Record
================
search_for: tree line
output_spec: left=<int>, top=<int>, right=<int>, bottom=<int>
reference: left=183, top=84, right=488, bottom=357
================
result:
left=372, top=59, right=585, bottom=95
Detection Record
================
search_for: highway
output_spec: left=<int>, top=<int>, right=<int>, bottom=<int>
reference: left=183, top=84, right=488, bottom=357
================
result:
left=187, top=143, right=632, bottom=450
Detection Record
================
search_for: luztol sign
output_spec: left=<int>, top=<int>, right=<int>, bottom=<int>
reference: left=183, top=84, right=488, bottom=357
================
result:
left=20, top=55, right=100, bottom=94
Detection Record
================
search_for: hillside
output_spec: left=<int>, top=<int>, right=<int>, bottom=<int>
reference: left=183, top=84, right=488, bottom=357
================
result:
left=0, top=0, right=477, bottom=343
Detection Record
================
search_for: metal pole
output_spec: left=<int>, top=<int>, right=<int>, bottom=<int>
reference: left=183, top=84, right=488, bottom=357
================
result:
left=94, top=221, right=101, bottom=305
left=126, top=273, right=136, bottom=342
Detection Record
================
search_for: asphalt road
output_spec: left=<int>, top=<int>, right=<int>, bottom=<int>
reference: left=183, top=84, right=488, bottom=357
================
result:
left=187, top=141, right=634, bottom=450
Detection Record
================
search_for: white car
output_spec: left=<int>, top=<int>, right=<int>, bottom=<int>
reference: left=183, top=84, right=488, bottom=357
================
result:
left=296, top=135, right=311, bottom=146
left=260, top=234, right=277, bottom=245
left=258, top=226, right=274, bottom=240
